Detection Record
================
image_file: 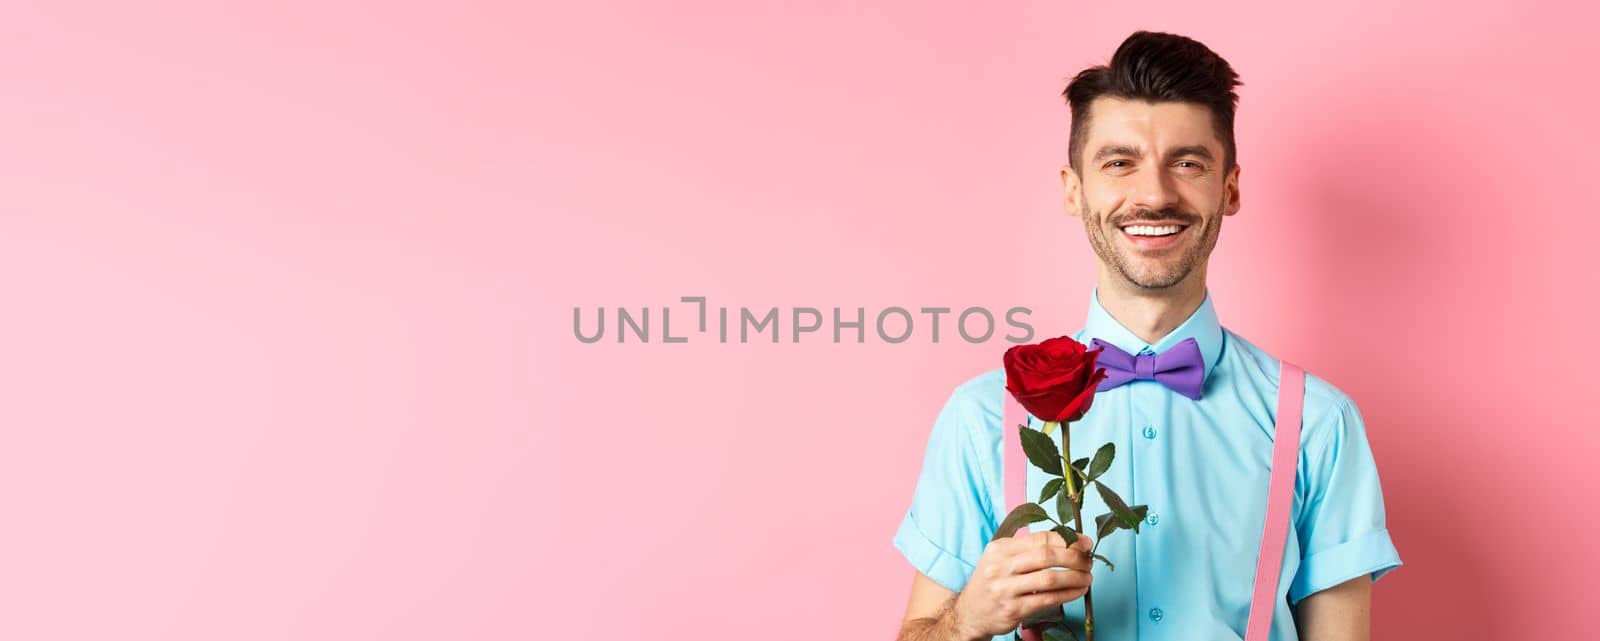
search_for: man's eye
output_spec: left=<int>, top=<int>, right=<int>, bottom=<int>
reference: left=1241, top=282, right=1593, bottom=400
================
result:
left=1106, top=160, right=1129, bottom=169
left=1175, top=161, right=1204, bottom=170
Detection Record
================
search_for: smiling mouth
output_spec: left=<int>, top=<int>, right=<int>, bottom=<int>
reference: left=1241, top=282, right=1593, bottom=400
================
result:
left=1118, top=222, right=1189, bottom=249
left=1120, top=223, right=1187, bottom=237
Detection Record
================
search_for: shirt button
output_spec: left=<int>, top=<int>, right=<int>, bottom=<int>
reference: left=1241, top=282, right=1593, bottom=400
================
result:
left=1142, top=426, right=1157, bottom=439
left=1149, top=607, right=1164, bottom=622
left=1146, top=512, right=1159, bottom=526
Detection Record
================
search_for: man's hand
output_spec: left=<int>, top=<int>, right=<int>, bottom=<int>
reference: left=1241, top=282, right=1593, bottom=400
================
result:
left=897, top=530, right=1095, bottom=641
left=951, top=530, right=1095, bottom=639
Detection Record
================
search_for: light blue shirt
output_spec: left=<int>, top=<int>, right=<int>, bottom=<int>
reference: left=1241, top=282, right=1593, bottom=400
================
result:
left=893, top=287, right=1401, bottom=641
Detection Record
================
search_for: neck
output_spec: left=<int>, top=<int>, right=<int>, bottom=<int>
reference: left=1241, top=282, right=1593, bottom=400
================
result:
left=1094, top=265, right=1208, bottom=346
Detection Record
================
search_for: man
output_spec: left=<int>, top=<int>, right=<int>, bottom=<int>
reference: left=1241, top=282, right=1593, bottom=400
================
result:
left=893, top=31, right=1401, bottom=641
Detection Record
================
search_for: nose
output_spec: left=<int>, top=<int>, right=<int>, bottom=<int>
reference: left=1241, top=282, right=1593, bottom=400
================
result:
left=1130, top=163, right=1180, bottom=212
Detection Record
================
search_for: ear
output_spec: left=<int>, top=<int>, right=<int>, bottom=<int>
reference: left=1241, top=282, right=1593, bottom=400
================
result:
left=1060, top=164, right=1083, bottom=218
left=1223, top=163, right=1242, bottom=216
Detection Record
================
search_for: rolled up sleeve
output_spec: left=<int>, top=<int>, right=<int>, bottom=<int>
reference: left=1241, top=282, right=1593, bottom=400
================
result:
left=1288, top=396, right=1403, bottom=605
left=892, top=380, right=998, bottom=593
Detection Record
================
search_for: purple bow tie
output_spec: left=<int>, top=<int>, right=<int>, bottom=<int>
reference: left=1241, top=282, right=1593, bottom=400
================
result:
left=1090, top=337, right=1206, bottom=400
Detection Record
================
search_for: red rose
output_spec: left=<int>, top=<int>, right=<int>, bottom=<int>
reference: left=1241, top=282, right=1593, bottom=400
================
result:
left=1003, top=336, right=1108, bottom=423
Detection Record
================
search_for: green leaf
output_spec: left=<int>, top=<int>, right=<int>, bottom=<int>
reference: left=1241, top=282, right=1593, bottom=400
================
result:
left=1039, top=478, right=1064, bottom=504
left=1019, top=426, right=1063, bottom=476
left=992, top=502, right=1052, bottom=541
left=1088, top=443, right=1115, bottom=480
left=1051, top=524, right=1078, bottom=547
left=1071, top=457, right=1089, bottom=474
left=1095, top=481, right=1140, bottom=531
left=1095, top=512, right=1118, bottom=540
left=1131, top=505, right=1150, bottom=534
left=1092, top=553, right=1115, bottom=572
left=1066, top=457, right=1090, bottom=486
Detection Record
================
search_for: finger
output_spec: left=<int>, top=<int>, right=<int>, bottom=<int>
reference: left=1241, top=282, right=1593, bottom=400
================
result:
left=991, top=529, right=1062, bottom=558
left=1012, top=585, right=1090, bottom=615
left=1016, top=529, right=1088, bottom=554
left=1031, top=529, right=1069, bottom=551
left=1008, top=566, right=1093, bottom=597
left=1006, top=545, right=1092, bottom=578
left=1071, top=532, right=1094, bottom=553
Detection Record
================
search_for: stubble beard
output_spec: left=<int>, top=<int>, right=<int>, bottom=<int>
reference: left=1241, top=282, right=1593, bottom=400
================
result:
left=1081, top=197, right=1224, bottom=291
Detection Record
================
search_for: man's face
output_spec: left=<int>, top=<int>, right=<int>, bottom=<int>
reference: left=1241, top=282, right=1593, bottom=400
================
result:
left=1061, top=97, right=1241, bottom=291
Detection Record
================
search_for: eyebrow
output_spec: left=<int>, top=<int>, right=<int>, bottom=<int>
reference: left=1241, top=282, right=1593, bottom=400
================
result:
left=1090, top=144, right=1217, bottom=163
left=1166, top=145, right=1215, bottom=161
left=1091, top=145, right=1144, bottom=163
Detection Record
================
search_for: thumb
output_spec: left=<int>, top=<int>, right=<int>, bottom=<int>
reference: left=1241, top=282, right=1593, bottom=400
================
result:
left=1074, top=533, right=1094, bottom=552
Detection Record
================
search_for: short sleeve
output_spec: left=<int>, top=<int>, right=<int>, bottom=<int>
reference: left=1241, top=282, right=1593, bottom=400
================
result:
left=1288, top=396, right=1403, bottom=604
left=892, top=380, right=999, bottom=593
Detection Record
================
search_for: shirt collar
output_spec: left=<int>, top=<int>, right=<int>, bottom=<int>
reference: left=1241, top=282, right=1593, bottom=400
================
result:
left=1078, top=286, right=1225, bottom=387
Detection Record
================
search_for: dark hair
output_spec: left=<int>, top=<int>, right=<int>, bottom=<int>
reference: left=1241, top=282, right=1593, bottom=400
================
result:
left=1063, top=31, right=1242, bottom=171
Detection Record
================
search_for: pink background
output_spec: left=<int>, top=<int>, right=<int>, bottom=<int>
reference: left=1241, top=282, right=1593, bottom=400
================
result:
left=2, top=1, right=1596, bottom=639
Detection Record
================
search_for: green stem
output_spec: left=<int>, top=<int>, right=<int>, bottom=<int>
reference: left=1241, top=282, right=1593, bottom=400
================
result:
left=1061, top=424, right=1094, bottom=641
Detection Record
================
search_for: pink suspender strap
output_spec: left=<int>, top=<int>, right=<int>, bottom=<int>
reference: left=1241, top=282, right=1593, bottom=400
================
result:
left=1000, top=360, right=1305, bottom=641
left=1244, top=361, right=1304, bottom=641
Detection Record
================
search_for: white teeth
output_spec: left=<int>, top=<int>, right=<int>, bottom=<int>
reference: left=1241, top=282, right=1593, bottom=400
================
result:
left=1124, top=225, right=1182, bottom=237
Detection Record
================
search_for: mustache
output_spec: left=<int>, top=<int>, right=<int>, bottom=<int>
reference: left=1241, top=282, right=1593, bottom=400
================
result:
left=1113, top=208, right=1198, bottom=226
